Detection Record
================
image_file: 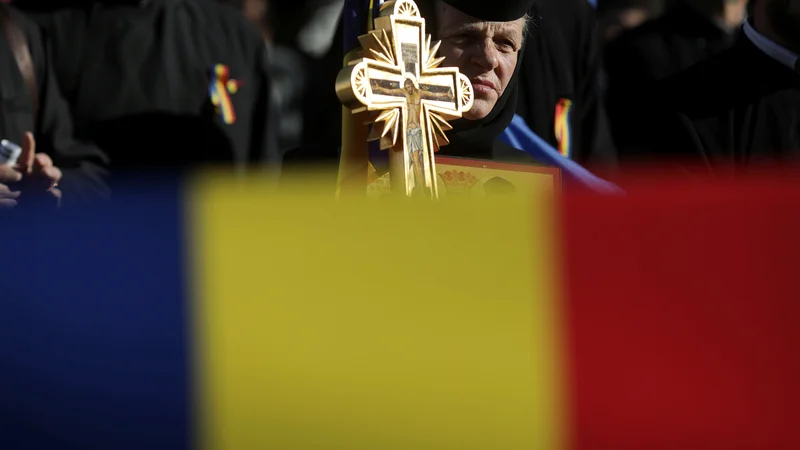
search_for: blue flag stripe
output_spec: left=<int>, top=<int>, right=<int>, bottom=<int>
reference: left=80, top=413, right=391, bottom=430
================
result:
left=0, top=177, right=191, bottom=450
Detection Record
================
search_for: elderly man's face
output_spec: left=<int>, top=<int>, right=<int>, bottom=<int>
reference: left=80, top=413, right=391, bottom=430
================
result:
left=435, top=2, right=525, bottom=120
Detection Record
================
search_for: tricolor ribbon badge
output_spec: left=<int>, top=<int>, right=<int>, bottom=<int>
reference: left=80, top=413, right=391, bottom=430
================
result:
left=208, top=64, right=239, bottom=125
left=554, top=98, right=573, bottom=159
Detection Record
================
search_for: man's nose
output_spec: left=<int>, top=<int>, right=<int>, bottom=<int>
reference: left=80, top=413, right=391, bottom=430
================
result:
left=471, top=39, right=500, bottom=72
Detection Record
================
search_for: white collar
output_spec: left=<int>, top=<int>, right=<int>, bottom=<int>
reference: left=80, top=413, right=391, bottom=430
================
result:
left=742, top=20, right=799, bottom=71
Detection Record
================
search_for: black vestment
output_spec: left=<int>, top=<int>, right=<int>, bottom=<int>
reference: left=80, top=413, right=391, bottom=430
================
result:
left=630, top=35, right=800, bottom=175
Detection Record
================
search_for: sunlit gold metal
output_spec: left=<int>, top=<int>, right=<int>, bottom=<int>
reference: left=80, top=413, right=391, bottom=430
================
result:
left=336, top=0, right=474, bottom=198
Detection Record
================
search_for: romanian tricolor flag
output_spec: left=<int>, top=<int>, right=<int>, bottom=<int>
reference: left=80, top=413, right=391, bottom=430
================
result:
left=1, top=172, right=799, bottom=450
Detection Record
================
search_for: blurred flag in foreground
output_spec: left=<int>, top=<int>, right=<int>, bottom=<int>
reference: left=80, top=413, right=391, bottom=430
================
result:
left=1, top=171, right=799, bottom=450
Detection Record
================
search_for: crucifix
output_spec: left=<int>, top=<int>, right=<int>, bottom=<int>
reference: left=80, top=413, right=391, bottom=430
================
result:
left=336, top=0, right=474, bottom=198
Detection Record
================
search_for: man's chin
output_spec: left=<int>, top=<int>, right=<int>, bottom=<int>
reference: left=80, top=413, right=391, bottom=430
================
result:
left=463, top=99, right=494, bottom=121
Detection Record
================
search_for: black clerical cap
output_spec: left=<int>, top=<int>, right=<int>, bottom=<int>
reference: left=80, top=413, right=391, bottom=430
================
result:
left=439, top=0, right=534, bottom=21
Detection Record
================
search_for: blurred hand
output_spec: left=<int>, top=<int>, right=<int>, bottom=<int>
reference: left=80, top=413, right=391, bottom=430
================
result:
left=0, top=132, right=62, bottom=209
left=0, top=142, right=23, bottom=208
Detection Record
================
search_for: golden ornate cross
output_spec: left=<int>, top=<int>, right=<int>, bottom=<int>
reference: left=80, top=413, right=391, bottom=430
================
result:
left=336, top=0, right=474, bottom=198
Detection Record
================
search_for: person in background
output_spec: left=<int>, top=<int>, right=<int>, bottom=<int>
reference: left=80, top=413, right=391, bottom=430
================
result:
left=0, top=4, right=107, bottom=208
left=596, top=0, right=664, bottom=47
left=629, top=0, right=800, bottom=174
left=605, top=0, right=748, bottom=155
left=16, top=0, right=279, bottom=184
left=274, top=0, right=345, bottom=167
left=221, top=0, right=309, bottom=154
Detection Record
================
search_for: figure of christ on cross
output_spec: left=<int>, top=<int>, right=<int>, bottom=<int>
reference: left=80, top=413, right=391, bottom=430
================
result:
left=370, top=76, right=455, bottom=194
left=402, top=79, right=425, bottom=191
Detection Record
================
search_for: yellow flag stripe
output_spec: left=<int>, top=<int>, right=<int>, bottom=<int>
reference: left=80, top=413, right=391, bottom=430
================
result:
left=191, top=174, right=567, bottom=450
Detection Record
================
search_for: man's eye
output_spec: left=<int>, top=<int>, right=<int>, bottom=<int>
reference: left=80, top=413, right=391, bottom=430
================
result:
left=448, top=34, right=470, bottom=45
left=496, top=40, right=516, bottom=52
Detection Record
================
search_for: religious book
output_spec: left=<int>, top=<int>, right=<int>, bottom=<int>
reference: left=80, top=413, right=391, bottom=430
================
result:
left=367, top=156, right=561, bottom=199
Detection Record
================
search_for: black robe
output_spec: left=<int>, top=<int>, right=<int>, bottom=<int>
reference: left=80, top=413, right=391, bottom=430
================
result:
left=605, top=3, right=738, bottom=154
left=17, top=0, right=279, bottom=177
left=516, top=0, right=617, bottom=170
left=630, top=36, right=800, bottom=175
left=0, top=5, right=108, bottom=205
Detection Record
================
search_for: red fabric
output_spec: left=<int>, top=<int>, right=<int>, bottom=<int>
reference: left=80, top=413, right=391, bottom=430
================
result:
left=562, top=177, right=800, bottom=450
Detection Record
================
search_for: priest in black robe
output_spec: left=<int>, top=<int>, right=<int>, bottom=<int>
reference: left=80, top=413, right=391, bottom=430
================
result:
left=0, top=4, right=108, bottom=207
left=605, top=0, right=747, bottom=155
left=286, top=0, right=537, bottom=179
left=16, top=0, right=280, bottom=181
left=631, top=0, right=800, bottom=175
